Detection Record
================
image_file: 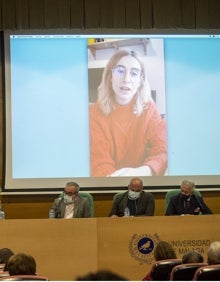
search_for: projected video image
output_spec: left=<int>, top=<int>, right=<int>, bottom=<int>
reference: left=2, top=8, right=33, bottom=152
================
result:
left=4, top=32, right=220, bottom=190
left=88, top=38, right=167, bottom=177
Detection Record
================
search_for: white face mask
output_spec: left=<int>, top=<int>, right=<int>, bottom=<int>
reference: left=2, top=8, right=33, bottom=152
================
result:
left=64, top=194, right=74, bottom=204
left=128, top=190, right=141, bottom=200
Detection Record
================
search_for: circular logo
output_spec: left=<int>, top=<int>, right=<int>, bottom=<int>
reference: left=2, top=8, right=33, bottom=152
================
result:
left=138, top=237, right=154, bottom=254
left=129, top=233, right=160, bottom=264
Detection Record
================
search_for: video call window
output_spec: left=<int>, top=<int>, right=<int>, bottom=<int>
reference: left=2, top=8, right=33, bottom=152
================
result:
left=3, top=33, right=220, bottom=191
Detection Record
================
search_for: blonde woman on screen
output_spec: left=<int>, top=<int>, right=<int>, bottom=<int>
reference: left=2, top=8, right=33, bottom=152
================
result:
left=90, top=50, right=167, bottom=177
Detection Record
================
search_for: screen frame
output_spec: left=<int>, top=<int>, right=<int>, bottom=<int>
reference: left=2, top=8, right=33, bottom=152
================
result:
left=2, top=28, right=220, bottom=194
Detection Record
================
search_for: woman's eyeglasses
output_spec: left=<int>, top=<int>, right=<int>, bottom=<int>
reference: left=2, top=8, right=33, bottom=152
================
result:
left=112, top=65, right=142, bottom=80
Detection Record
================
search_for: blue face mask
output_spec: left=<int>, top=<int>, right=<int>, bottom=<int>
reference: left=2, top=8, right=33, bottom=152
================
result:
left=128, top=190, right=140, bottom=200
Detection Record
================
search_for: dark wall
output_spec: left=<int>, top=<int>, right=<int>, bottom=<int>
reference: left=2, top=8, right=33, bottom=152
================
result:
left=0, top=0, right=220, bottom=30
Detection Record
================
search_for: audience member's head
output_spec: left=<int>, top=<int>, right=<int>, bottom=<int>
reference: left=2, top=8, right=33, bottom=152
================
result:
left=207, top=241, right=220, bottom=265
left=154, top=241, right=177, bottom=261
left=0, top=248, right=14, bottom=265
left=182, top=250, right=204, bottom=263
left=0, top=248, right=14, bottom=271
left=7, top=253, right=36, bottom=275
left=75, top=269, right=127, bottom=281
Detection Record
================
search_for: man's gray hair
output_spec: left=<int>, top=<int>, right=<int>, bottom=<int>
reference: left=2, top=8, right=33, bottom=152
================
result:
left=66, top=181, right=80, bottom=192
left=207, top=241, right=220, bottom=265
left=181, top=179, right=195, bottom=189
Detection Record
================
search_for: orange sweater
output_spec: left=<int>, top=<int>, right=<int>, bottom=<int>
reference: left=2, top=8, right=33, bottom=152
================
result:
left=90, top=100, right=167, bottom=176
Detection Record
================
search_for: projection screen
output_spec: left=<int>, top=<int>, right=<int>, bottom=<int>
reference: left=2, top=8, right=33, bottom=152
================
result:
left=2, top=30, right=220, bottom=193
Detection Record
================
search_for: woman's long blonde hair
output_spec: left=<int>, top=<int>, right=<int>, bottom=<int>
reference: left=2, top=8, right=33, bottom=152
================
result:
left=97, top=49, right=152, bottom=116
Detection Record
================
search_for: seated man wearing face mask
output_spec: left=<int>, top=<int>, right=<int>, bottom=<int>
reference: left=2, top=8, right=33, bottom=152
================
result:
left=108, top=177, right=155, bottom=217
left=165, top=179, right=213, bottom=216
left=50, top=181, right=91, bottom=218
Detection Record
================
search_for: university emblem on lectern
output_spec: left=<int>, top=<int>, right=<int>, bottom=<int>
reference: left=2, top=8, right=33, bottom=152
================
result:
left=129, top=233, right=160, bottom=264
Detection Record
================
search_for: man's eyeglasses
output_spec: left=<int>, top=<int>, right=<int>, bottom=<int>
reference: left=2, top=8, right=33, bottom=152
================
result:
left=64, top=190, right=78, bottom=196
left=112, top=65, right=142, bottom=80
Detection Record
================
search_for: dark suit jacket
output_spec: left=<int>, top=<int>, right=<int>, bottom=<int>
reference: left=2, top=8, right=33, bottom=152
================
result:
left=165, top=193, right=213, bottom=215
left=51, top=196, right=91, bottom=218
left=108, top=191, right=155, bottom=217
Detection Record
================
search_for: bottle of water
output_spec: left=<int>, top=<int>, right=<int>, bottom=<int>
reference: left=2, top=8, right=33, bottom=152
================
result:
left=124, top=207, right=130, bottom=217
left=0, top=200, right=5, bottom=219
left=49, top=208, right=55, bottom=219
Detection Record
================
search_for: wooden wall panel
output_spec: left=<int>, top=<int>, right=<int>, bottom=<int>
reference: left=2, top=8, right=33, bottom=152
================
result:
left=15, top=0, right=30, bottom=29
left=44, top=0, right=59, bottom=28
left=112, top=0, right=126, bottom=28
left=0, top=219, right=98, bottom=281
left=140, top=0, right=153, bottom=29
left=57, top=0, right=71, bottom=28
left=181, top=0, right=196, bottom=28
left=125, top=0, right=141, bottom=29
left=98, top=215, right=220, bottom=280
left=29, top=0, right=45, bottom=29
left=153, top=0, right=181, bottom=28
left=70, top=0, right=84, bottom=28
left=1, top=0, right=16, bottom=29
left=209, top=0, right=220, bottom=28
left=195, top=0, right=210, bottom=28
left=0, top=0, right=219, bottom=30
left=1, top=216, right=220, bottom=280
left=0, top=0, right=1, bottom=29
left=84, top=0, right=99, bottom=28
left=195, top=0, right=220, bottom=28
left=99, top=0, right=113, bottom=28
